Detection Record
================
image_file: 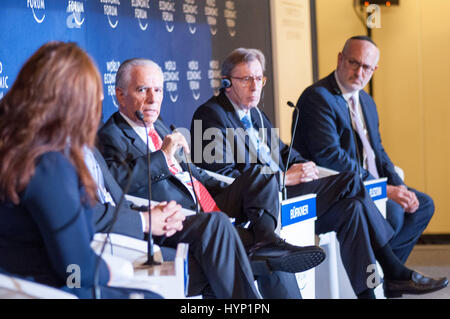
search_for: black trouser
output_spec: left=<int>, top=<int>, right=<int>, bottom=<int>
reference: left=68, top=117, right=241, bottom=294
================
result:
left=156, top=212, right=261, bottom=298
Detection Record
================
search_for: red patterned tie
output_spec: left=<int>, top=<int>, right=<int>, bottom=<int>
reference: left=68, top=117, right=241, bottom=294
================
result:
left=148, top=128, right=219, bottom=212
left=148, top=128, right=179, bottom=174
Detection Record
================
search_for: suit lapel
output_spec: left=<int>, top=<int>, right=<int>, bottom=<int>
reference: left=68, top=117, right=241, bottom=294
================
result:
left=113, top=112, right=148, bottom=156
left=217, top=92, right=261, bottom=163
left=93, top=147, right=123, bottom=204
left=358, top=92, right=378, bottom=148
left=327, top=74, right=354, bottom=129
left=218, top=92, right=247, bottom=131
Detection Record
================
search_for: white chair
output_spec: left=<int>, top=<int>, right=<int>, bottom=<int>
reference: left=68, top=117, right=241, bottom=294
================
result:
left=0, top=273, right=77, bottom=299
left=92, top=233, right=189, bottom=299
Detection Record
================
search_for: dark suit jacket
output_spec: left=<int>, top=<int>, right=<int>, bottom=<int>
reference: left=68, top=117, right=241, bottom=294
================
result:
left=97, top=112, right=227, bottom=212
left=91, top=148, right=144, bottom=239
left=294, top=72, right=404, bottom=186
left=0, top=152, right=109, bottom=293
left=190, top=90, right=306, bottom=178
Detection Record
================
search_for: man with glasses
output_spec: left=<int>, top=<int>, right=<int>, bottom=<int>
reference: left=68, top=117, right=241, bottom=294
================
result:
left=98, top=57, right=327, bottom=299
left=191, top=47, right=447, bottom=298
left=293, top=35, right=435, bottom=268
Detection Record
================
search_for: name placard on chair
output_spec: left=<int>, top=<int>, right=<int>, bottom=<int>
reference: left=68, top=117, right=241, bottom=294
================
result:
left=280, top=194, right=317, bottom=228
left=364, top=178, right=387, bottom=201
left=279, top=194, right=317, bottom=299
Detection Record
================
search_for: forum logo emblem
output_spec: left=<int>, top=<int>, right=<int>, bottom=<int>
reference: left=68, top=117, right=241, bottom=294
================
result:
left=27, top=0, right=46, bottom=24
left=224, top=0, right=237, bottom=37
left=100, top=0, right=120, bottom=29
left=66, top=1, right=86, bottom=29
left=208, top=60, right=221, bottom=96
left=183, top=0, right=198, bottom=35
left=205, top=0, right=218, bottom=36
left=164, top=61, right=180, bottom=103
left=132, top=0, right=150, bottom=31
left=104, top=60, right=120, bottom=108
left=187, top=60, right=201, bottom=101
left=0, top=61, right=9, bottom=100
left=159, top=0, right=175, bottom=33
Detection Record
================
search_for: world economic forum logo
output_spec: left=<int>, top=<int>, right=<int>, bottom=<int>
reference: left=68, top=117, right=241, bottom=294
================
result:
left=100, top=0, right=120, bottom=29
left=187, top=60, right=201, bottom=101
left=104, top=60, right=120, bottom=108
left=159, top=0, right=175, bottom=33
left=164, top=61, right=179, bottom=103
left=224, top=0, right=237, bottom=37
left=0, top=61, right=9, bottom=100
left=27, top=0, right=46, bottom=24
left=208, top=60, right=221, bottom=96
left=132, top=0, right=150, bottom=31
left=183, top=0, right=198, bottom=35
left=205, top=0, right=218, bottom=36
left=66, top=0, right=86, bottom=29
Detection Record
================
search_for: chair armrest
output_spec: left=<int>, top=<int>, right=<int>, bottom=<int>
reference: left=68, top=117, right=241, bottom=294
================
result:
left=124, top=195, right=197, bottom=216
left=317, top=166, right=339, bottom=178
left=394, top=166, right=405, bottom=182
left=92, top=233, right=163, bottom=266
left=203, top=169, right=235, bottom=185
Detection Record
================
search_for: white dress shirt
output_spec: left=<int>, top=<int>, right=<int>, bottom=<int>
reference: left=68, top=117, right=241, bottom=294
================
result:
left=334, top=72, right=375, bottom=170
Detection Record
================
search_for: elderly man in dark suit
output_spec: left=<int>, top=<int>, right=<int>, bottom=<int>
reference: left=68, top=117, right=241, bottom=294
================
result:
left=293, top=36, right=434, bottom=265
left=85, top=147, right=261, bottom=298
left=190, top=47, right=447, bottom=298
left=97, top=58, right=326, bottom=299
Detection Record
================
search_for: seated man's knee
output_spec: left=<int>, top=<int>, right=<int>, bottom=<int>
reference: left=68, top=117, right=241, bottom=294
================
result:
left=386, top=199, right=405, bottom=234
left=418, top=191, right=435, bottom=217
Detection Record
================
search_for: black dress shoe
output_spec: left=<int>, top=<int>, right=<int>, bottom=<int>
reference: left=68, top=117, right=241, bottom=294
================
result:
left=247, top=238, right=325, bottom=275
left=384, top=271, right=448, bottom=298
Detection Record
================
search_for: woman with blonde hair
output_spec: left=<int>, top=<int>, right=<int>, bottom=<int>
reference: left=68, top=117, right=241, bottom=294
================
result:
left=0, top=41, right=161, bottom=299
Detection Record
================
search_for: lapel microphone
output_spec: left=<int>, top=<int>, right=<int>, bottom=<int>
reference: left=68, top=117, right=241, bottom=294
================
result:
left=282, top=101, right=300, bottom=200
left=135, top=110, right=159, bottom=266
left=170, top=124, right=200, bottom=214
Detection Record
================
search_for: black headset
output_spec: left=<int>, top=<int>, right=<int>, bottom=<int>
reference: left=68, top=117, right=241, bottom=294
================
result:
left=221, top=77, right=232, bottom=89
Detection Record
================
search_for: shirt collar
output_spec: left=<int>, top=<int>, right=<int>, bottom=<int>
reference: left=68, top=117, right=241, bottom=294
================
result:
left=334, top=71, right=359, bottom=103
left=119, top=112, right=156, bottom=150
left=225, top=93, right=251, bottom=122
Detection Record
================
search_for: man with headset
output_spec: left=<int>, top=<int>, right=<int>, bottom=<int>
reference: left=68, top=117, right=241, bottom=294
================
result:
left=97, top=57, right=327, bottom=299
left=190, top=47, right=447, bottom=298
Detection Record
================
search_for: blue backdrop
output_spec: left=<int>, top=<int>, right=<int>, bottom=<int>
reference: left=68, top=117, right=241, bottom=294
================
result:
left=0, top=0, right=275, bottom=130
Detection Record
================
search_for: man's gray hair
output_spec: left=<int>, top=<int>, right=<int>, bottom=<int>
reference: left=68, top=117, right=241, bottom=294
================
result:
left=221, top=48, right=266, bottom=77
left=115, top=58, right=163, bottom=90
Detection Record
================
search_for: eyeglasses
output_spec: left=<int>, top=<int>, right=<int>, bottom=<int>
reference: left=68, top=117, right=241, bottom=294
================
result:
left=343, top=54, right=377, bottom=74
left=230, top=75, right=267, bottom=88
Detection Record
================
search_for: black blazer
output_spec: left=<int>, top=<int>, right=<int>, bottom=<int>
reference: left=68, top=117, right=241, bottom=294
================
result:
left=0, top=152, right=109, bottom=293
left=97, top=112, right=227, bottom=211
left=294, top=72, right=404, bottom=186
left=91, top=148, right=144, bottom=239
left=190, top=91, right=307, bottom=178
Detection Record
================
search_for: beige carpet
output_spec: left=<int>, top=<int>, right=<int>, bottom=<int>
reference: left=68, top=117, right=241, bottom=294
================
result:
left=401, top=245, right=450, bottom=299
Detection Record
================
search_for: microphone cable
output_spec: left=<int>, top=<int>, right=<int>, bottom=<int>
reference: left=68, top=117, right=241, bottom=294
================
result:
left=170, top=124, right=200, bottom=214
left=134, top=110, right=159, bottom=266
left=93, top=153, right=133, bottom=299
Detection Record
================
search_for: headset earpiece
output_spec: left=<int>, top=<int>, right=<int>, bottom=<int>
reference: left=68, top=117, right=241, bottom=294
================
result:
left=221, top=77, right=232, bottom=89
